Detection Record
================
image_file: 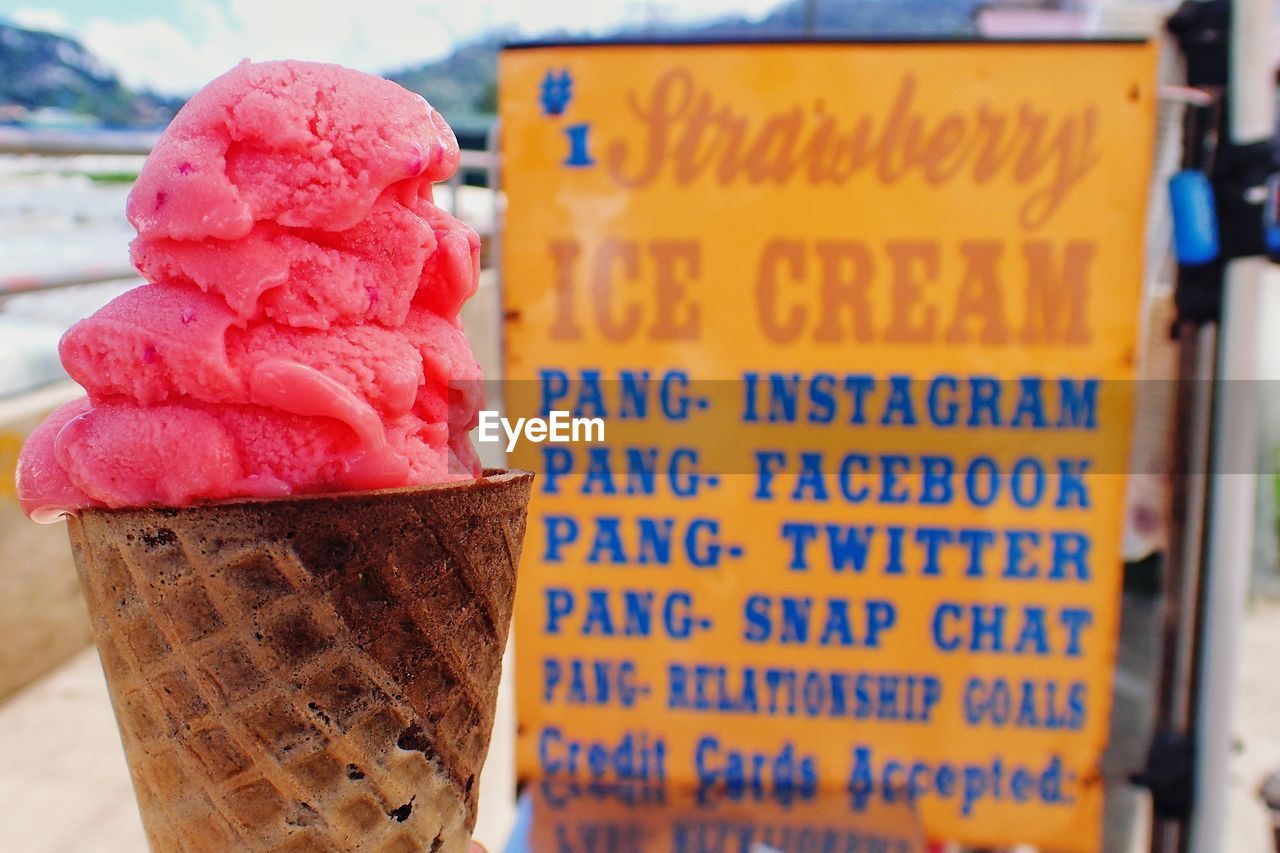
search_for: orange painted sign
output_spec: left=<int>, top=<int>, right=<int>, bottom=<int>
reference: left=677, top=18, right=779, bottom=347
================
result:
left=510, top=783, right=926, bottom=852
left=500, top=41, right=1155, bottom=851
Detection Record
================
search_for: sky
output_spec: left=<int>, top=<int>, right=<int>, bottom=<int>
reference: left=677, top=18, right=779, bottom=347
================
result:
left=0, top=0, right=782, bottom=95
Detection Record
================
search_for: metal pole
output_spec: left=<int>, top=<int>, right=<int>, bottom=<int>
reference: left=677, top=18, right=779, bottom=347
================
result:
left=1149, top=320, right=1220, bottom=853
left=1188, top=0, right=1275, bottom=844
left=1159, top=320, right=1217, bottom=736
left=1187, top=262, right=1263, bottom=853
left=1226, top=0, right=1274, bottom=144
left=803, top=0, right=818, bottom=35
left=1143, top=7, right=1227, bottom=849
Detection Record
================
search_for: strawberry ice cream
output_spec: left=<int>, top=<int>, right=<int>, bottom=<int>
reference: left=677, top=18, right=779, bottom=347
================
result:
left=17, top=59, right=484, bottom=522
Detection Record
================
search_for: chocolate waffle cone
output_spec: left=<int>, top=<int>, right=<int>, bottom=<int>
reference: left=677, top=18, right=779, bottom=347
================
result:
left=66, top=468, right=532, bottom=852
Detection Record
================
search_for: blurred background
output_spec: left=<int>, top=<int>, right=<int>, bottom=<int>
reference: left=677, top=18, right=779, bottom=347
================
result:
left=0, top=1, right=1279, bottom=851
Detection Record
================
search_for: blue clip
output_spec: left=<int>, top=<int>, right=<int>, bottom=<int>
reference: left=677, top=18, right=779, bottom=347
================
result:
left=1169, top=169, right=1219, bottom=265
left=1264, top=173, right=1280, bottom=259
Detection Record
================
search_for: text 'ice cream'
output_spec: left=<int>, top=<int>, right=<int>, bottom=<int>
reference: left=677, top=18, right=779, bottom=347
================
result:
left=18, top=60, right=484, bottom=521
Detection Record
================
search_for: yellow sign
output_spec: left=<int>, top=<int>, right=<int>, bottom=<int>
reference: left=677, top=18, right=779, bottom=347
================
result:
left=510, top=782, right=926, bottom=852
left=500, top=41, right=1155, bottom=852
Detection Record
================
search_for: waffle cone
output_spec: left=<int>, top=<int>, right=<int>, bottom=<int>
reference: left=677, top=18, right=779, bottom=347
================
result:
left=66, top=468, right=533, bottom=852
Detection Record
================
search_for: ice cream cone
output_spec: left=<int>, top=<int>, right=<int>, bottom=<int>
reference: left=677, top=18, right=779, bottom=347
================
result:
left=65, top=468, right=532, bottom=853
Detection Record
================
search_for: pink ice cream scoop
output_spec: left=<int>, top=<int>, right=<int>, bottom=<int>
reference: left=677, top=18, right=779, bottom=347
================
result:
left=17, top=60, right=484, bottom=522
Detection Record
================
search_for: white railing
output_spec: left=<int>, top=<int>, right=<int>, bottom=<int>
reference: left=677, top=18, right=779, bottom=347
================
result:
left=0, top=126, right=501, bottom=295
left=0, top=268, right=139, bottom=297
left=0, top=127, right=159, bottom=156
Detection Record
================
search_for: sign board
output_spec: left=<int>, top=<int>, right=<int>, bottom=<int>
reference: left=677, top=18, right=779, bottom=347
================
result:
left=504, top=783, right=926, bottom=853
left=500, top=40, right=1156, bottom=851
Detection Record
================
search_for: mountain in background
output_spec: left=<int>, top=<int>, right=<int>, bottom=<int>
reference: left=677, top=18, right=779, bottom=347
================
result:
left=0, top=22, right=182, bottom=128
left=650, top=0, right=980, bottom=37
left=389, top=0, right=980, bottom=138
left=1, top=0, right=980, bottom=132
left=388, top=33, right=515, bottom=143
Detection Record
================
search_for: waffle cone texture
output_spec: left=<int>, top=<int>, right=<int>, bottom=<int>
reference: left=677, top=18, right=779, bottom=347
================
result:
left=66, top=468, right=533, bottom=852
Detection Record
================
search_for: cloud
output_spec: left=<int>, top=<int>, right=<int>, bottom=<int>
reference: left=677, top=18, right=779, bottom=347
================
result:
left=80, top=17, right=239, bottom=95
left=10, top=6, right=70, bottom=33
left=225, top=0, right=454, bottom=74
left=74, top=0, right=456, bottom=95
left=54, top=0, right=783, bottom=95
